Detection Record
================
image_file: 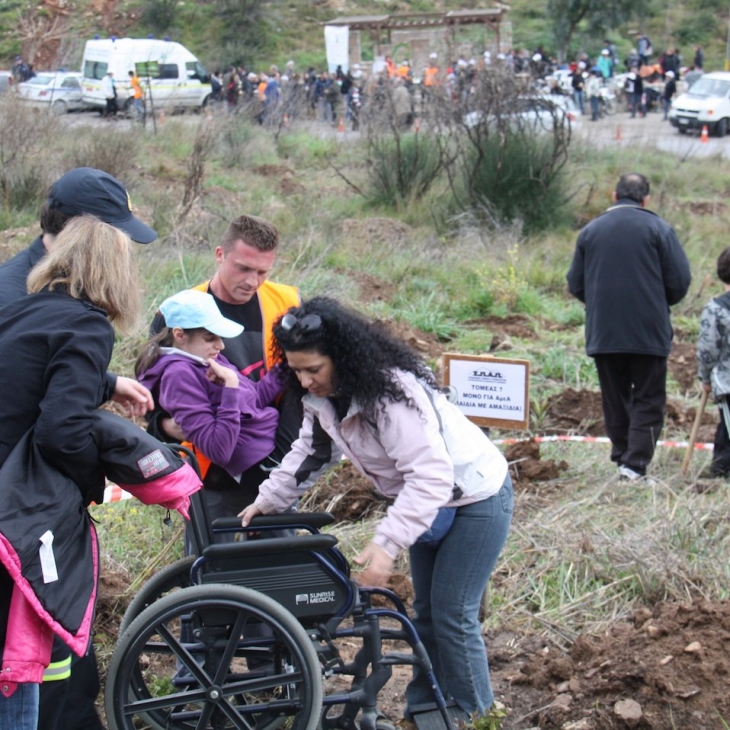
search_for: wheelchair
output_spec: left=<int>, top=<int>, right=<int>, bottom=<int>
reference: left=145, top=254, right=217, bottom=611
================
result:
left=104, top=460, right=461, bottom=730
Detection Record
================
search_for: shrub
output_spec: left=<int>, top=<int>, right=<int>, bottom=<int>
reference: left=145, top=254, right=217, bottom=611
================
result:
left=68, top=127, right=138, bottom=182
left=459, top=132, right=571, bottom=232
left=0, top=97, right=57, bottom=215
left=427, top=66, right=572, bottom=233
left=364, top=130, right=444, bottom=209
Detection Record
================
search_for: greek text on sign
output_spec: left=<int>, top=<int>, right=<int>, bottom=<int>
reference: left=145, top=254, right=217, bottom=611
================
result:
left=442, top=353, right=530, bottom=430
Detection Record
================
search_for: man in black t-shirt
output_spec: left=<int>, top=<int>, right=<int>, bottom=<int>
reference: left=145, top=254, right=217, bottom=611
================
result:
left=149, top=215, right=301, bottom=528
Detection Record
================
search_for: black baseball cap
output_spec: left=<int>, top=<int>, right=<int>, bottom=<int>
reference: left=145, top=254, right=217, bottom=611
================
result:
left=48, top=167, right=157, bottom=244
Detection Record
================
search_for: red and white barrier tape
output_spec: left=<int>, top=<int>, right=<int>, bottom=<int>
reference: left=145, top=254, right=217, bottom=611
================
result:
left=99, top=436, right=714, bottom=504
left=102, top=482, right=133, bottom=504
left=492, top=434, right=714, bottom=451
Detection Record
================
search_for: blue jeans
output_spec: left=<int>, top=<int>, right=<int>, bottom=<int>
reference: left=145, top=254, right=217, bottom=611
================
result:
left=573, top=89, right=585, bottom=115
left=590, top=96, right=600, bottom=121
left=405, top=475, right=513, bottom=717
left=0, top=683, right=39, bottom=730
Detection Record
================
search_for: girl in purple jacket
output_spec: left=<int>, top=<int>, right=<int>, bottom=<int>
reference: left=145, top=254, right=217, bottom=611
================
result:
left=135, top=289, right=283, bottom=481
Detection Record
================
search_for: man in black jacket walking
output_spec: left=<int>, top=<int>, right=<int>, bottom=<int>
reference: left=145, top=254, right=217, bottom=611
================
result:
left=567, top=173, right=691, bottom=480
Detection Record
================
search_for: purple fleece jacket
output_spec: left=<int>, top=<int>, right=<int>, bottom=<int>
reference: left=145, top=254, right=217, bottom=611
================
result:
left=138, top=352, right=283, bottom=477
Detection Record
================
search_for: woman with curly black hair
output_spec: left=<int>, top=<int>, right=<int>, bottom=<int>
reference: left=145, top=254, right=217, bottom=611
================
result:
left=240, top=296, right=513, bottom=720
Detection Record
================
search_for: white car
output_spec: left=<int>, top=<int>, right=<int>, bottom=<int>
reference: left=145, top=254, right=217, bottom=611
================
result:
left=464, top=95, right=578, bottom=132
left=669, top=71, right=730, bottom=136
left=549, top=68, right=574, bottom=94
left=18, top=72, right=86, bottom=113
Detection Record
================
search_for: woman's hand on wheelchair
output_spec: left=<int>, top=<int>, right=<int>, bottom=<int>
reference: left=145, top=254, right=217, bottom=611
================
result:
left=353, top=542, right=394, bottom=588
left=239, top=503, right=262, bottom=526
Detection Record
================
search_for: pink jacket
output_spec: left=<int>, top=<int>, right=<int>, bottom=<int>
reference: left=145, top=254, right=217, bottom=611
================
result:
left=254, top=370, right=507, bottom=559
left=0, top=412, right=201, bottom=694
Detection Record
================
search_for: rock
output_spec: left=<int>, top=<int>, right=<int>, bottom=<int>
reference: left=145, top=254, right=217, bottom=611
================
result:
left=562, top=719, right=594, bottom=730
left=645, top=624, right=662, bottom=638
left=552, top=693, right=573, bottom=711
left=614, top=698, right=643, bottom=728
left=684, top=641, right=702, bottom=654
left=676, top=685, right=701, bottom=699
left=659, top=655, right=674, bottom=665
left=556, top=681, right=571, bottom=693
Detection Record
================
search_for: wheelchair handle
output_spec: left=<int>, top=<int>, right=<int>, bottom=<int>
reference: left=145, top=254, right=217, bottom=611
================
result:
left=201, top=533, right=339, bottom=561
left=212, top=512, right=337, bottom=531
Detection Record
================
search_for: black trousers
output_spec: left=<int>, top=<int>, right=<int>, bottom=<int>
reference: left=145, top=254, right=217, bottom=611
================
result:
left=594, top=353, right=667, bottom=475
left=38, top=643, right=104, bottom=730
left=711, top=397, right=730, bottom=476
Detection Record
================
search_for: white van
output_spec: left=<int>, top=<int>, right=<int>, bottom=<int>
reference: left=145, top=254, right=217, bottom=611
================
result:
left=81, top=38, right=211, bottom=112
left=668, top=71, right=730, bottom=136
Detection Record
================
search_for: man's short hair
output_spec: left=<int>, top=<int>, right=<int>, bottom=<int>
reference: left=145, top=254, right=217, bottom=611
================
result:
left=220, top=214, right=279, bottom=253
left=717, top=247, right=730, bottom=284
left=615, top=173, right=650, bottom=204
left=39, top=198, right=72, bottom=236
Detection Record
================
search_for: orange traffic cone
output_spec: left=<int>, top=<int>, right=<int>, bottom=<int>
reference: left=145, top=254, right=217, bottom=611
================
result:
left=615, top=123, right=622, bottom=141
left=337, top=117, right=345, bottom=133
left=700, top=125, right=709, bottom=143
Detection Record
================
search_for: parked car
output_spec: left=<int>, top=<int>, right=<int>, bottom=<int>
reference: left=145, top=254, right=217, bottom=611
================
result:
left=0, top=70, right=13, bottom=94
left=464, top=95, right=578, bottom=132
left=18, top=72, right=86, bottom=113
left=668, top=71, right=730, bottom=136
left=548, top=68, right=574, bottom=94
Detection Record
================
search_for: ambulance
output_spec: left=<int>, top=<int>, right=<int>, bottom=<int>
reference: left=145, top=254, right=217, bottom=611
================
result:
left=81, top=37, right=211, bottom=112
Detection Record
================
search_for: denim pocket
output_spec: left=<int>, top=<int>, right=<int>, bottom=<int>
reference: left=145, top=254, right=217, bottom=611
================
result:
left=499, top=475, right=514, bottom=514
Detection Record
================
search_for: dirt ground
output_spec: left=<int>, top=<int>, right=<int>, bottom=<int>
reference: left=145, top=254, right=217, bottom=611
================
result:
left=92, top=311, right=727, bottom=730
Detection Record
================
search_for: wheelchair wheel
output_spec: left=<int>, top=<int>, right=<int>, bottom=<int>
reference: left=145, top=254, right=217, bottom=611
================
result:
left=106, top=583, right=323, bottom=730
left=120, top=556, right=194, bottom=634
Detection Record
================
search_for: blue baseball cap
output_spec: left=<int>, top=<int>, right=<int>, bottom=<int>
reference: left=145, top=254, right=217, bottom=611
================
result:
left=160, top=290, right=244, bottom=338
left=48, top=167, right=157, bottom=244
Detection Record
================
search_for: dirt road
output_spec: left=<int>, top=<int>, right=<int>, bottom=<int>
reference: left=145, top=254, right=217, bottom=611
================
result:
left=572, top=104, right=730, bottom=159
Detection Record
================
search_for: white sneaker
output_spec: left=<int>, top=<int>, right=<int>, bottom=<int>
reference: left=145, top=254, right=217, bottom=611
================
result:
left=618, top=465, right=642, bottom=480
left=618, top=465, right=655, bottom=485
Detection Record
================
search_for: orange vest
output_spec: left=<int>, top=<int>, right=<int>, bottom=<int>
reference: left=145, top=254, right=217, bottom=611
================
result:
left=424, top=66, right=439, bottom=87
left=185, top=279, right=300, bottom=477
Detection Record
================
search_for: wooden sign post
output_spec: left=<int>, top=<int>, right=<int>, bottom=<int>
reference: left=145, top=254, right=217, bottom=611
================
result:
left=442, top=353, right=530, bottom=430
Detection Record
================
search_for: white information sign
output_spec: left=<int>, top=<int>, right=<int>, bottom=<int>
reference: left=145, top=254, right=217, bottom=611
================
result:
left=442, top=353, right=530, bottom=430
left=324, top=25, right=350, bottom=73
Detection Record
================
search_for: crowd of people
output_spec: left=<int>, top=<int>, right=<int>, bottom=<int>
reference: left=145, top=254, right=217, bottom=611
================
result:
left=199, top=34, right=706, bottom=132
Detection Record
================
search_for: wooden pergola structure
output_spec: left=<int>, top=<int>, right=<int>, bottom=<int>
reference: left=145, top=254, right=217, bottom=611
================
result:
left=325, top=9, right=508, bottom=68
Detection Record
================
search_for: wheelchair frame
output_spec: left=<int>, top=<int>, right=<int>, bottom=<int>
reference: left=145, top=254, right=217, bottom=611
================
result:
left=104, top=456, right=457, bottom=730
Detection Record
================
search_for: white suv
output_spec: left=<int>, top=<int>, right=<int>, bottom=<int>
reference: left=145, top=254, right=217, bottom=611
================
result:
left=668, top=71, right=730, bottom=136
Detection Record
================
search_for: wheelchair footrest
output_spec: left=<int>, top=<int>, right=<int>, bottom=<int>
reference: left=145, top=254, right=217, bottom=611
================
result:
left=411, top=703, right=469, bottom=730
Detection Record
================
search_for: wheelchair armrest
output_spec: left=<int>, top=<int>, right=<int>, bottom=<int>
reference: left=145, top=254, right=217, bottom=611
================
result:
left=211, top=511, right=336, bottom=532
left=201, top=533, right=339, bottom=561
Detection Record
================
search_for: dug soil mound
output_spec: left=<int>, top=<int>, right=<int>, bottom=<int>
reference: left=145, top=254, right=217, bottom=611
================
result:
left=491, top=599, right=730, bottom=729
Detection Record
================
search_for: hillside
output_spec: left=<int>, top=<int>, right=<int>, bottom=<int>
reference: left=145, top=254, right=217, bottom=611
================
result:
left=2, top=0, right=727, bottom=75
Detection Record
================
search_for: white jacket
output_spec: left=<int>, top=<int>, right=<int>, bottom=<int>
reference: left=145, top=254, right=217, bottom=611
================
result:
left=254, top=370, right=508, bottom=559
left=101, top=74, right=115, bottom=99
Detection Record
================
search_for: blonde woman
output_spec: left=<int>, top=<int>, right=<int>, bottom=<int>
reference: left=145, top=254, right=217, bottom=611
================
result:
left=0, top=215, right=140, bottom=729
